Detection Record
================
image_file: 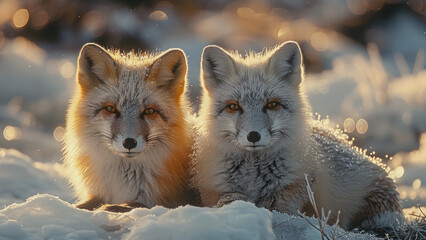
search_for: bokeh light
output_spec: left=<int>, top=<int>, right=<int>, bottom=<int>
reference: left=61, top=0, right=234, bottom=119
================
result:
left=31, top=10, right=49, bottom=29
left=410, top=191, right=417, bottom=200
left=12, top=8, right=29, bottom=28
left=412, top=179, right=421, bottom=189
left=59, top=60, right=75, bottom=79
left=237, top=7, right=255, bottom=18
left=343, top=118, right=356, bottom=133
left=400, top=191, right=407, bottom=199
left=311, top=32, right=329, bottom=52
left=82, top=10, right=106, bottom=37
left=53, top=126, right=65, bottom=142
left=0, top=31, right=5, bottom=49
left=3, top=126, right=21, bottom=141
left=395, top=166, right=405, bottom=179
left=356, top=119, right=368, bottom=134
left=149, top=10, right=168, bottom=21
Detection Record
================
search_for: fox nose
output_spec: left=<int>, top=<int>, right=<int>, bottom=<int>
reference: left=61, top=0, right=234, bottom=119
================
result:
left=122, top=138, right=137, bottom=150
left=247, top=131, right=261, bottom=143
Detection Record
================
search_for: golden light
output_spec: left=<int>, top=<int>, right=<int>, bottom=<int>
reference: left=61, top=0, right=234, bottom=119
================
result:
left=13, top=8, right=29, bottom=28
left=343, top=118, right=356, bottom=133
left=59, top=60, right=75, bottom=79
left=3, top=125, right=21, bottom=141
left=31, top=10, right=49, bottom=29
left=346, top=0, right=366, bottom=15
left=277, top=26, right=293, bottom=39
left=0, top=31, right=5, bottom=49
left=149, top=11, right=168, bottom=21
left=356, top=119, right=368, bottom=134
left=53, top=126, right=65, bottom=142
left=237, top=7, right=255, bottom=18
left=400, top=191, right=407, bottom=199
left=409, top=191, right=417, bottom=200
left=12, top=37, right=46, bottom=65
left=389, top=170, right=395, bottom=180
left=83, top=11, right=106, bottom=37
left=412, top=179, right=421, bottom=190
left=394, top=166, right=404, bottom=179
left=311, top=32, right=329, bottom=52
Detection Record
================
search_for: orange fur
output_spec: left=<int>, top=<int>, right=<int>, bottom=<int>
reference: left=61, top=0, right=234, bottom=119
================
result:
left=64, top=43, right=199, bottom=210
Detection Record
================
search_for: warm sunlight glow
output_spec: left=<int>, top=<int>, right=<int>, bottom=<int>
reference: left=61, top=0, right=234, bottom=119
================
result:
left=0, top=31, right=5, bottom=49
left=237, top=7, right=255, bottom=18
left=83, top=11, right=106, bottom=37
left=394, top=166, right=404, bottom=179
left=12, top=37, right=46, bottom=65
left=311, top=32, right=329, bottom=52
left=389, top=170, right=395, bottom=180
left=343, top=118, right=356, bottom=133
left=13, top=8, right=29, bottom=28
left=409, top=191, right=417, bottom=200
left=400, top=191, right=407, bottom=199
left=149, top=11, right=168, bottom=21
left=346, top=0, right=366, bottom=15
left=3, top=126, right=21, bottom=141
left=53, top=126, right=65, bottom=142
left=356, top=119, right=368, bottom=134
left=31, top=10, right=49, bottom=29
left=412, top=179, right=421, bottom=190
left=59, top=60, right=75, bottom=79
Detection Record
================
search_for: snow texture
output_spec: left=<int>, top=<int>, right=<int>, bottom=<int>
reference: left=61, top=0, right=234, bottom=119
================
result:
left=0, top=149, right=379, bottom=240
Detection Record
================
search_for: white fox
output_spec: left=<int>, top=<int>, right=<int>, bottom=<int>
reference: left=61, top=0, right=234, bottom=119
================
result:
left=192, top=41, right=403, bottom=231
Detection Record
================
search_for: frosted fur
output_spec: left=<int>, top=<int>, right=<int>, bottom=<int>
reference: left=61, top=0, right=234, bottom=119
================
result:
left=193, top=41, right=403, bottom=231
left=64, top=43, right=194, bottom=209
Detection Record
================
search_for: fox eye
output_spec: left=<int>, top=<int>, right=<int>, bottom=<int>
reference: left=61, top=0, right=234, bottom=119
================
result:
left=226, top=103, right=241, bottom=113
left=265, top=100, right=280, bottom=111
left=143, top=108, right=155, bottom=116
left=104, top=105, right=118, bottom=113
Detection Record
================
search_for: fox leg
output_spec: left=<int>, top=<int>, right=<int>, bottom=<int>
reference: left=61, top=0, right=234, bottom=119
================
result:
left=76, top=196, right=103, bottom=210
left=349, top=177, right=403, bottom=232
left=100, top=202, right=147, bottom=213
left=216, top=192, right=249, bottom=207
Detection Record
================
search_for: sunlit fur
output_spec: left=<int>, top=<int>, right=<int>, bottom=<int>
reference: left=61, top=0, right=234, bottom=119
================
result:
left=64, top=43, right=196, bottom=209
left=192, top=41, right=403, bottom=231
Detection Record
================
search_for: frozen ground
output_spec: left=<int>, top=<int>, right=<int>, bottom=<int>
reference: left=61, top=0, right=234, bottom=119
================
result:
left=0, top=149, right=378, bottom=240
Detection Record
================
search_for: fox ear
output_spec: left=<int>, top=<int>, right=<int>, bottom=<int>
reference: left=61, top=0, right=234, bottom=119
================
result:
left=201, top=45, right=237, bottom=92
left=147, top=49, right=187, bottom=98
left=267, top=41, right=303, bottom=87
left=77, top=43, right=117, bottom=90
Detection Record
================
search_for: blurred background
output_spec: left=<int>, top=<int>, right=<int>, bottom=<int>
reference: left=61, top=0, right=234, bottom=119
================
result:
left=0, top=0, right=425, bottom=212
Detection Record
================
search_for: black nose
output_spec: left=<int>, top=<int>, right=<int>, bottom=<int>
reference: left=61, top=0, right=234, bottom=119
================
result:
left=247, top=131, right=261, bottom=143
left=122, top=138, right=137, bottom=150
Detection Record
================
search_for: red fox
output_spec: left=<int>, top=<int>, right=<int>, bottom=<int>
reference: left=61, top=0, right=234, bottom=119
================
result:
left=63, top=43, right=197, bottom=211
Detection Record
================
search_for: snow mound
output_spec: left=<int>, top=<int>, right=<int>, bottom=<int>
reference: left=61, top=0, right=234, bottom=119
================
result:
left=0, top=195, right=275, bottom=240
left=0, top=148, right=381, bottom=240
left=0, top=148, right=73, bottom=209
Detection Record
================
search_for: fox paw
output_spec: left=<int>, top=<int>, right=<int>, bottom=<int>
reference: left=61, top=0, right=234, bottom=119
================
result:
left=216, top=192, right=249, bottom=207
left=99, top=202, right=147, bottom=213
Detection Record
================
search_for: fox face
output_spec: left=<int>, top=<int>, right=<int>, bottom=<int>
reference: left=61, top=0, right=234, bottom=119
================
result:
left=200, top=42, right=306, bottom=152
left=75, top=43, right=187, bottom=159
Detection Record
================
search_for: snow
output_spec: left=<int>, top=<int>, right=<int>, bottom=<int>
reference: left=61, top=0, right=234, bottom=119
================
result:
left=0, top=149, right=73, bottom=209
left=0, top=149, right=379, bottom=240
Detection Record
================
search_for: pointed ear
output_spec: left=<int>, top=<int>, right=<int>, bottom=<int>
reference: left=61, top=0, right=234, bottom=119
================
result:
left=267, top=41, right=303, bottom=87
left=146, top=49, right=187, bottom=98
left=77, top=43, right=117, bottom=90
left=201, top=45, right=237, bottom=92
